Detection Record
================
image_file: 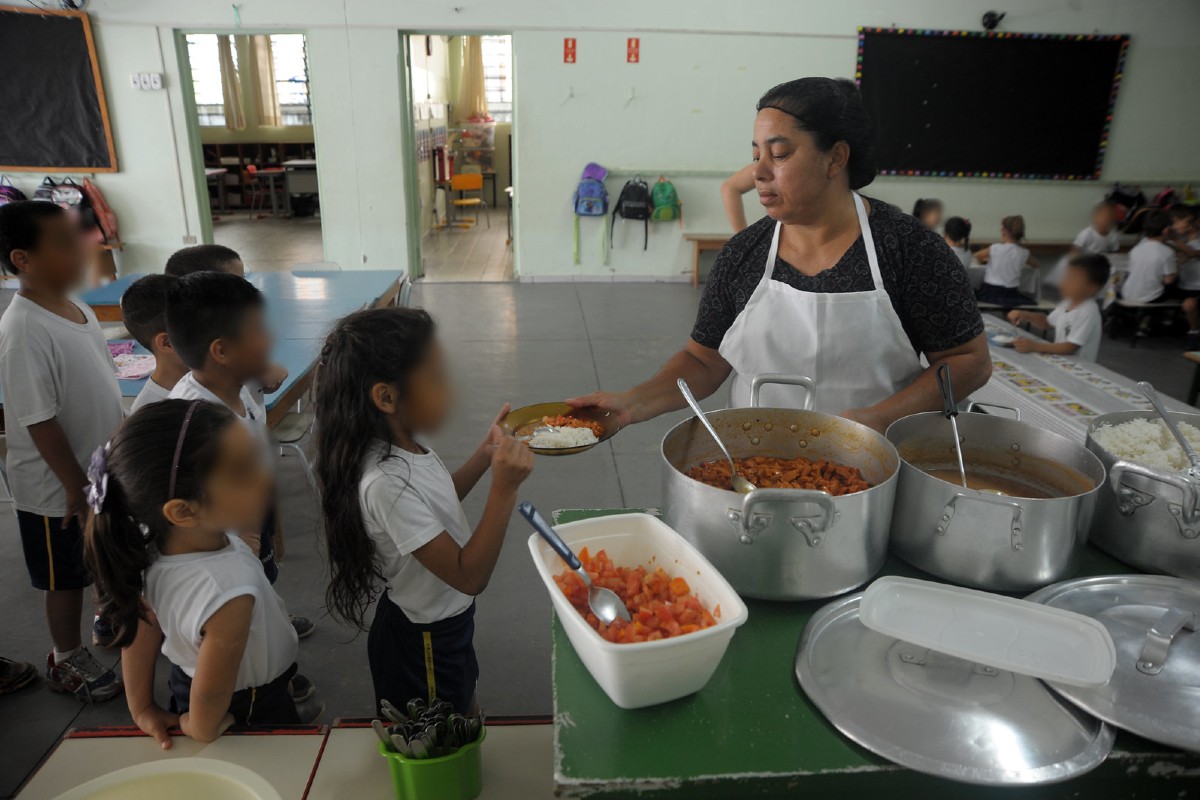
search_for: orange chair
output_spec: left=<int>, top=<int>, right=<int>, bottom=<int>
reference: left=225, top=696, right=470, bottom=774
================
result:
left=448, top=173, right=489, bottom=228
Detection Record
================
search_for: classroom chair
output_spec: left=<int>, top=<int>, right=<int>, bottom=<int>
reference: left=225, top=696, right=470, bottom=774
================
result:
left=242, top=165, right=283, bottom=219
left=448, top=173, right=489, bottom=228
left=272, top=409, right=317, bottom=496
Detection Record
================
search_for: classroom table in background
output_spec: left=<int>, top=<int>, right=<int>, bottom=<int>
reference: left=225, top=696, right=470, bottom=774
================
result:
left=551, top=508, right=1200, bottom=800
left=283, top=159, right=319, bottom=216
left=205, top=166, right=228, bottom=213
left=255, top=168, right=288, bottom=217
left=14, top=726, right=327, bottom=799
left=973, top=313, right=1197, bottom=440
left=682, top=232, right=730, bottom=287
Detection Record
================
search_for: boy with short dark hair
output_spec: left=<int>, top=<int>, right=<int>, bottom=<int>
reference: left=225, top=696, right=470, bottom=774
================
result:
left=0, top=201, right=123, bottom=701
left=164, top=272, right=318, bottom=705
left=1121, top=210, right=1178, bottom=305
left=164, top=243, right=244, bottom=278
left=121, top=274, right=187, bottom=412
left=1009, top=253, right=1110, bottom=362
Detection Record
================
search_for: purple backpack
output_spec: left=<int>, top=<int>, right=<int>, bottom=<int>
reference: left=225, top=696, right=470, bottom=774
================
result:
left=573, top=163, right=608, bottom=216
left=0, top=176, right=26, bottom=207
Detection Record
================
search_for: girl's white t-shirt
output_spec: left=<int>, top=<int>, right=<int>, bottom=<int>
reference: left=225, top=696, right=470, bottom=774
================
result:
left=983, top=242, right=1032, bottom=289
left=948, top=244, right=972, bottom=270
left=145, top=534, right=298, bottom=689
left=359, top=441, right=474, bottom=624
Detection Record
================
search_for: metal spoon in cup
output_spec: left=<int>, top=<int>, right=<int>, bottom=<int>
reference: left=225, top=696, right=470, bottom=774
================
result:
left=519, top=502, right=632, bottom=625
left=677, top=378, right=756, bottom=495
left=1137, top=381, right=1200, bottom=480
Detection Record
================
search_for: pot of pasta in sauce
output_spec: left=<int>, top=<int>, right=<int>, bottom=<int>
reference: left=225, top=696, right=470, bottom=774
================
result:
left=885, top=410, right=1106, bottom=592
left=661, top=377, right=901, bottom=600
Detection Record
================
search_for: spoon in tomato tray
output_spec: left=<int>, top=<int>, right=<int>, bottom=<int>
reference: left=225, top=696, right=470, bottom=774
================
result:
left=519, top=501, right=632, bottom=624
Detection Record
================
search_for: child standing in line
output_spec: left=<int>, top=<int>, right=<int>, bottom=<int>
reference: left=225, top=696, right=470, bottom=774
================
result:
left=943, top=216, right=973, bottom=270
left=0, top=202, right=123, bottom=701
left=86, top=400, right=301, bottom=744
left=313, top=307, right=534, bottom=715
left=976, top=215, right=1039, bottom=307
left=121, top=274, right=187, bottom=413
left=1008, top=254, right=1110, bottom=362
left=1121, top=210, right=1178, bottom=305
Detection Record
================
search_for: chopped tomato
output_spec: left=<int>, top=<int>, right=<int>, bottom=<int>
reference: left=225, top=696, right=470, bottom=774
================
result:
left=554, top=548, right=718, bottom=643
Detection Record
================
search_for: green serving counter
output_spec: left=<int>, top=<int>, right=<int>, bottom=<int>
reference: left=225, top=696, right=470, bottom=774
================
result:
left=551, top=509, right=1200, bottom=800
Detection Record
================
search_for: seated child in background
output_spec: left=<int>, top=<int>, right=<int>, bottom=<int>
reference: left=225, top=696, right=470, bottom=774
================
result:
left=943, top=216, right=973, bottom=270
left=121, top=274, right=186, bottom=412
left=912, top=198, right=944, bottom=230
left=1008, top=254, right=1110, bottom=362
left=313, top=307, right=534, bottom=715
left=86, top=400, right=302, bottom=743
left=1120, top=210, right=1178, bottom=305
left=0, top=202, right=124, bottom=701
left=975, top=215, right=1039, bottom=307
left=1070, top=201, right=1120, bottom=256
left=1167, top=207, right=1200, bottom=348
left=164, top=243, right=287, bottom=400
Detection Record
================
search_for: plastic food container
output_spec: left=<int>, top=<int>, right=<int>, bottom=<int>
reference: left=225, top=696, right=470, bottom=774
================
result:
left=861, top=576, right=1116, bottom=687
left=378, top=729, right=485, bottom=800
left=528, top=512, right=748, bottom=709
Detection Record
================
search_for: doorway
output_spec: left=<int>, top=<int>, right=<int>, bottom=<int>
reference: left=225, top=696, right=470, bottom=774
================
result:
left=401, top=33, right=514, bottom=282
left=179, top=32, right=325, bottom=272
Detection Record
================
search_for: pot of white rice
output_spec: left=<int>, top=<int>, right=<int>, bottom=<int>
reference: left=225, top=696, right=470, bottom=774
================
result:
left=1086, top=410, right=1200, bottom=579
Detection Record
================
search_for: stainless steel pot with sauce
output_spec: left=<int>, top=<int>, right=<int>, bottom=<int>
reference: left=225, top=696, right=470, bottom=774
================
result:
left=885, top=409, right=1106, bottom=592
left=661, top=376, right=900, bottom=600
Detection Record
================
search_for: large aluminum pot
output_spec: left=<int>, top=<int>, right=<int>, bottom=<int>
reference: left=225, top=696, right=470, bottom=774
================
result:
left=886, top=410, right=1106, bottom=592
left=662, top=375, right=900, bottom=600
left=1086, top=410, right=1200, bottom=579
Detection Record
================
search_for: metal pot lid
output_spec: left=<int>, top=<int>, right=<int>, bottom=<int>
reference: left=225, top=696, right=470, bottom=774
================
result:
left=1025, top=574, right=1200, bottom=753
left=796, top=593, right=1115, bottom=786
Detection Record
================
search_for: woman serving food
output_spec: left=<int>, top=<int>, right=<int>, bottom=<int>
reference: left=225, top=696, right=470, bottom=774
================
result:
left=569, top=77, right=991, bottom=433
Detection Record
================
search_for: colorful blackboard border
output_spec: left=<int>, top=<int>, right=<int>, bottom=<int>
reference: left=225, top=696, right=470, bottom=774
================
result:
left=855, top=27, right=1130, bottom=181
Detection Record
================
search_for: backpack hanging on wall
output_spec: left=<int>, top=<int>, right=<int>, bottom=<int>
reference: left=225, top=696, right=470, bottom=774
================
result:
left=611, top=176, right=652, bottom=251
left=650, top=175, right=681, bottom=223
left=0, top=176, right=26, bottom=207
left=83, top=178, right=118, bottom=244
left=33, top=177, right=102, bottom=242
left=573, top=163, right=609, bottom=265
left=32, top=177, right=57, bottom=202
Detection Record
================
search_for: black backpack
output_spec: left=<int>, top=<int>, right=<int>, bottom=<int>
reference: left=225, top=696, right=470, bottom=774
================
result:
left=611, top=176, right=653, bottom=250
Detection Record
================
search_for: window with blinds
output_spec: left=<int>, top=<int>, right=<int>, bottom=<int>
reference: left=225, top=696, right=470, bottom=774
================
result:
left=481, top=35, right=512, bottom=122
left=184, top=33, right=311, bottom=127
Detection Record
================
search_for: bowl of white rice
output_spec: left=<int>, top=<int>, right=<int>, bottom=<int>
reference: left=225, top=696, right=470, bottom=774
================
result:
left=501, top=402, right=622, bottom=456
left=1088, top=416, right=1200, bottom=471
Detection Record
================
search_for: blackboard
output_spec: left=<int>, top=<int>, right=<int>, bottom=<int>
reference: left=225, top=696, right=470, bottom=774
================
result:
left=856, top=28, right=1128, bottom=180
left=0, top=6, right=117, bottom=172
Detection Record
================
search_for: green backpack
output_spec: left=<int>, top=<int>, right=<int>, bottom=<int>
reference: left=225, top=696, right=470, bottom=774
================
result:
left=650, top=176, right=681, bottom=222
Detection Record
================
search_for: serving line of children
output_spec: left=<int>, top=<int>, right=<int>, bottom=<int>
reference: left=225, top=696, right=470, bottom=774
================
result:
left=0, top=198, right=539, bottom=741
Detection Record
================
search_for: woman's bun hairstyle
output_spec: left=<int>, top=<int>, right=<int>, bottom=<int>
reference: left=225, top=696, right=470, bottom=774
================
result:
left=757, top=77, right=877, bottom=190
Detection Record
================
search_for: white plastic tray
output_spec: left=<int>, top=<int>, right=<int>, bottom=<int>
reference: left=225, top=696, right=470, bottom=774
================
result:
left=860, top=576, right=1115, bottom=687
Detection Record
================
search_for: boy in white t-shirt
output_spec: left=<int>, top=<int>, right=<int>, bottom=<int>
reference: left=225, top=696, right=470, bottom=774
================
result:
left=121, top=274, right=187, bottom=413
left=0, top=202, right=124, bottom=701
left=1120, top=211, right=1178, bottom=305
left=1071, top=202, right=1121, bottom=257
left=1167, top=207, right=1200, bottom=349
left=1009, top=254, right=1110, bottom=362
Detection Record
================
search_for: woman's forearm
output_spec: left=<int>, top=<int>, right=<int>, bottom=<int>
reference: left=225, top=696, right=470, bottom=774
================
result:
left=625, top=344, right=732, bottom=423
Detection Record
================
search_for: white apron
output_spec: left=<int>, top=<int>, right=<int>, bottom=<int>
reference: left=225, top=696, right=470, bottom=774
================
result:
left=718, top=193, right=924, bottom=413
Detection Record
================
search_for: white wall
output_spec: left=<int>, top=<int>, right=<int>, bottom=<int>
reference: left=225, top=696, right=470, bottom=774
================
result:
left=409, top=35, right=451, bottom=238
left=38, top=0, right=1200, bottom=278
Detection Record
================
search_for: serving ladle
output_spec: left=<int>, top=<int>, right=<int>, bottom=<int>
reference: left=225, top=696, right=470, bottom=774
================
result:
left=677, top=378, right=756, bottom=495
left=519, top=501, right=632, bottom=625
left=1137, top=381, right=1200, bottom=480
left=936, top=363, right=969, bottom=489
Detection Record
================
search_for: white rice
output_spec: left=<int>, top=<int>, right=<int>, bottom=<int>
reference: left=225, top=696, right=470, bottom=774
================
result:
left=1091, top=418, right=1200, bottom=471
left=527, top=425, right=599, bottom=449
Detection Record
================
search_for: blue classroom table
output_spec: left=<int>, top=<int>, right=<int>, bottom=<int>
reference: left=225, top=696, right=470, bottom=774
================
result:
left=0, top=270, right=404, bottom=425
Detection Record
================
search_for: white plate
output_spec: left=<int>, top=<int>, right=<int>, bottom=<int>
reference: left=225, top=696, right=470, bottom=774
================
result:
left=990, top=334, right=1016, bottom=347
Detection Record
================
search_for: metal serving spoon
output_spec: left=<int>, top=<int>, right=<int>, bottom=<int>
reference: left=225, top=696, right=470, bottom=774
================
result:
left=519, top=502, right=632, bottom=624
left=1137, top=381, right=1200, bottom=480
left=936, top=363, right=969, bottom=489
left=677, top=378, right=756, bottom=495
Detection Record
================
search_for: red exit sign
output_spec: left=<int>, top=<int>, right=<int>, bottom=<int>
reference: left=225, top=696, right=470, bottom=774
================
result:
left=564, top=37, right=577, bottom=64
left=627, top=37, right=640, bottom=63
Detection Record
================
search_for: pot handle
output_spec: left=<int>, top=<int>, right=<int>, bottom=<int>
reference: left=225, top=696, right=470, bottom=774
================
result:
left=938, top=491, right=1025, bottom=552
left=730, top=488, right=838, bottom=546
left=1109, top=459, right=1200, bottom=535
left=1136, top=608, right=1196, bottom=675
left=965, top=401, right=1022, bottom=421
left=749, top=374, right=816, bottom=411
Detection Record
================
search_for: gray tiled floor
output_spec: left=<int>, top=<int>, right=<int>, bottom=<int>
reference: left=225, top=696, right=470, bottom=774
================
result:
left=213, top=215, right=325, bottom=273
left=0, top=280, right=1192, bottom=796
left=420, top=213, right=513, bottom=282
